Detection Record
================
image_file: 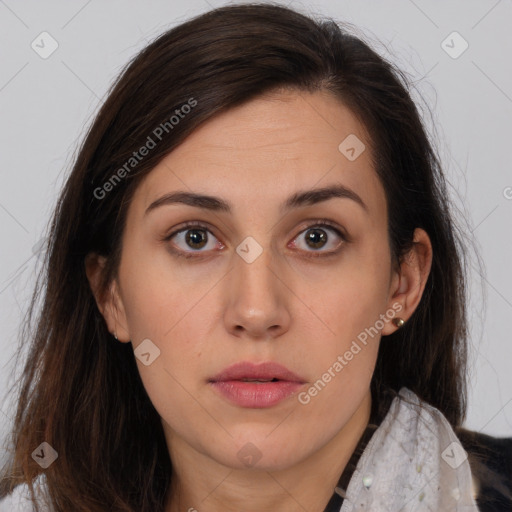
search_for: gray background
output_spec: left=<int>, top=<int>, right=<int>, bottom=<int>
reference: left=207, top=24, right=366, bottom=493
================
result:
left=1, top=0, right=511, bottom=471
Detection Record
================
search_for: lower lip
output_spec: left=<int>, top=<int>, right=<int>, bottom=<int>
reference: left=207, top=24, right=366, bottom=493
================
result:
left=209, top=380, right=304, bottom=408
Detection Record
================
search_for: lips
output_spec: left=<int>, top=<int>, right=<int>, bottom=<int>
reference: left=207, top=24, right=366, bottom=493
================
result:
left=209, top=361, right=305, bottom=383
left=208, top=361, right=306, bottom=408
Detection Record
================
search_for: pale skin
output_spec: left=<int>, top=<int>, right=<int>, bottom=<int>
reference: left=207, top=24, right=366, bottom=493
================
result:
left=86, top=88, right=432, bottom=512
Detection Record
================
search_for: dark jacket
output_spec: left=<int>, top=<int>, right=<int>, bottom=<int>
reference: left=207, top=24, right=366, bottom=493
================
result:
left=457, top=428, right=512, bottom=511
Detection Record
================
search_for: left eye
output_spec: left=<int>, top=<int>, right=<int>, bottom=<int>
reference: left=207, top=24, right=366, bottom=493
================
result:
left=291, top=224, right=345, bottom=254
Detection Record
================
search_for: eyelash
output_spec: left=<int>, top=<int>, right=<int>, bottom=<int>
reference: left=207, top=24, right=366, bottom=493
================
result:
left=161, top=219, right=348, bottom=259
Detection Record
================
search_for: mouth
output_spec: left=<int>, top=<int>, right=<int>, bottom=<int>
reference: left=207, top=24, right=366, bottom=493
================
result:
left=209, top=361, right=305, bottom=383
left=208, top=361, right=306, bottom=408
left=238, top=378, right=279, bottom=382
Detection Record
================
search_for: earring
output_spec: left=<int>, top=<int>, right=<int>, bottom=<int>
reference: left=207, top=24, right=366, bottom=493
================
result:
left=114, top=331, right=118, bottom=340
left=392, top=318, right=405, bottom=328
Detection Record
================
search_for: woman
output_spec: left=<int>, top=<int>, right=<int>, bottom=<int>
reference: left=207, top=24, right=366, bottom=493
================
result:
left=0, top=3, right=510, bottom=511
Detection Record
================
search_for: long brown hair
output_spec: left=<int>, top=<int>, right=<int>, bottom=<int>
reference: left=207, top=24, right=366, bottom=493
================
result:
left=0, top=3, right=470, bottom=510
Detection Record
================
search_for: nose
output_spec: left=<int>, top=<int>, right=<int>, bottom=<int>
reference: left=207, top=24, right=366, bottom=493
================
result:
left=223, top=240, right=291, bottom=340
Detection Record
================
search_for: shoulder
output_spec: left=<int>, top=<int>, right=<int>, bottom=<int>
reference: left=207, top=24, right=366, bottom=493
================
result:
left=456, top=427, right=512, bottom=512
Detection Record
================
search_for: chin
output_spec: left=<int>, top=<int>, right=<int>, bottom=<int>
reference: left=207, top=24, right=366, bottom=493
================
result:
left=212, top=433, right=310, bottom=472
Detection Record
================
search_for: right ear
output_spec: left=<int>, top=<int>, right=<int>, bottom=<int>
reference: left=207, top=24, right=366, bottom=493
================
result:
left=84, top=253, right=130, bottom=342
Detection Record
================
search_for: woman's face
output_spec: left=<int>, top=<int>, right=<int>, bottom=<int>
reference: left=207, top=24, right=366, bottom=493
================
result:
left=102, top=89, right=405, bottom=471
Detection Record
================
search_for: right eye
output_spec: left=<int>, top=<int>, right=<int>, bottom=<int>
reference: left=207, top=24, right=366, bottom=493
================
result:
left=163, top=222, right=224, bottom=257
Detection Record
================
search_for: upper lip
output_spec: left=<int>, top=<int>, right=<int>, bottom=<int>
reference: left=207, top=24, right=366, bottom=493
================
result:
left=209, top=361, right=306, bottom=383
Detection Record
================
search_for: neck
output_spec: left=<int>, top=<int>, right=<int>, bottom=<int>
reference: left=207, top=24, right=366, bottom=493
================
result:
left=165, top=391, right=372, bottom=512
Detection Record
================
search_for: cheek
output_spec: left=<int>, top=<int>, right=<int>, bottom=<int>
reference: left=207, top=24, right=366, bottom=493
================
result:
left=118, top=237, right=209, bottom=337
left=301, top=240, right=391, bottom=345
left=123, top=295, right=213, bottom=436
left=118, top=245, right=218, bottom=376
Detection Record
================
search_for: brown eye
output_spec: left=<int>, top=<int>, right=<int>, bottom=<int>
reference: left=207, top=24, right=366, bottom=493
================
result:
left=291, top=222, right=346, bottom=256
left=185, top=229, right=208, bottom=249
left=304, top=228, right=328, bottom=249
left=165, top=223, right=221, bottom=255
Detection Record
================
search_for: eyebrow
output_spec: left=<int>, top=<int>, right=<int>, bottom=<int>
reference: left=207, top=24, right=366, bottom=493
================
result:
left=144, top=184, right=368, bottom=216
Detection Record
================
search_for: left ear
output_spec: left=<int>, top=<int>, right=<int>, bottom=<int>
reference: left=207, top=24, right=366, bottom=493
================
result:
left=381, top=228, right=433, bottom=335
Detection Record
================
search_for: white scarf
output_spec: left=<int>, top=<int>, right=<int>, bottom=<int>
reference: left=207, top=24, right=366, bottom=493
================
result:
left=338, top=387, right=480, bottom=511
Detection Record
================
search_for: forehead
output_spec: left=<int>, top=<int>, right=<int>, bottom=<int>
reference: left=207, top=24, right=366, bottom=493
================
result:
left=133, top=89, right=385, bottom=219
